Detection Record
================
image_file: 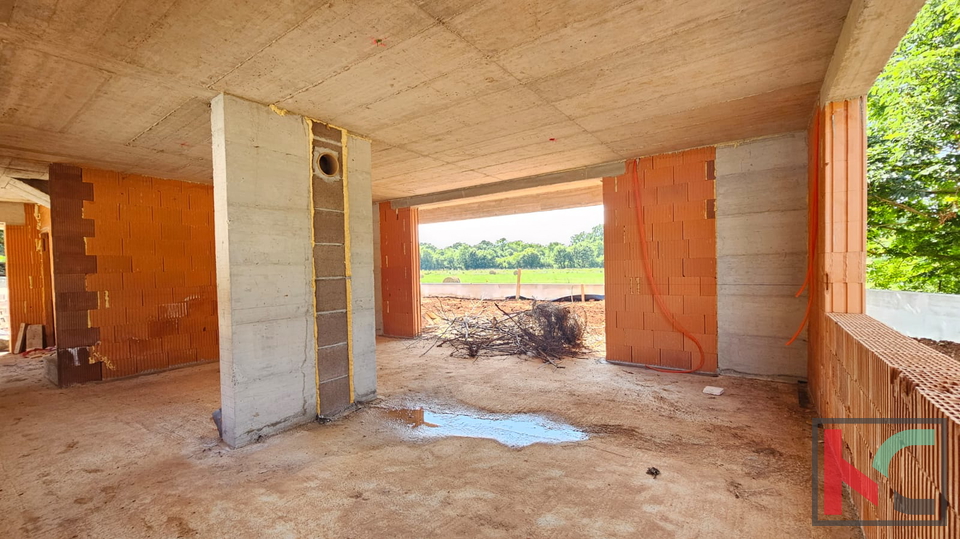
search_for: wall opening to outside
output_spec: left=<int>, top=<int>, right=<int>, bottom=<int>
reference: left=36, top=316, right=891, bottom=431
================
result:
left=417, top=205, right=606, bottom=359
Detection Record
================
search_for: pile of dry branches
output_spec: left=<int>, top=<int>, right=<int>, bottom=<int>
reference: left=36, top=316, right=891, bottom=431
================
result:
left=424, top=301, right=585, bottom=367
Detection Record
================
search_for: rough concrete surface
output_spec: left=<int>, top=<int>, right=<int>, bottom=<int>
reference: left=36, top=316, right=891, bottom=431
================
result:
left=0, top=0, right=866, bottom=198
left=715, top=133, right=810, bottom=380
left=212, top=94, right=316, bottom=447
left=0, top=341, right=860, bottom=538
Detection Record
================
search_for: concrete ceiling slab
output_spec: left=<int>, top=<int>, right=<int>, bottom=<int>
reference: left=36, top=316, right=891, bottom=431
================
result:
left=0, top=0, right=912, bottom=202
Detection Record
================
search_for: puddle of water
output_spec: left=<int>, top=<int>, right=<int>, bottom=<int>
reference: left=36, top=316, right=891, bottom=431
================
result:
left=383, top=405, right=587, bottom=448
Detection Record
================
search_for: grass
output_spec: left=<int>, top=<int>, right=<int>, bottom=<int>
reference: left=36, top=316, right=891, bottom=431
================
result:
left=421, top=268, right=604, bottom=284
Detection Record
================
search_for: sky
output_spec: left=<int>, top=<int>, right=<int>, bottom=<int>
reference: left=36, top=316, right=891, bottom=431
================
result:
left=419, top=205, right=604, bottom=248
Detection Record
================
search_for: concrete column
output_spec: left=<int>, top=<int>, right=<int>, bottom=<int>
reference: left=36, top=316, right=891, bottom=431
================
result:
left=212, top=94, right=316, bottom=447
left=346, top=136, right=377, bottom=402
left=212, top=94, right=377, bottom=446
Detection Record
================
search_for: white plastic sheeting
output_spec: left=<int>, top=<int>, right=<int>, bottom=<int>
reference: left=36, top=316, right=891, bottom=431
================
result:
left=866, top=289, right=960, bottom=342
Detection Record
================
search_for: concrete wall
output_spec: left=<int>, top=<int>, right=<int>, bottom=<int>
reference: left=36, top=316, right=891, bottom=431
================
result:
left=715, top=132, right=808, bottom=380
left=212, top=94, right=316, bottom=448
left=422, top=283, right=605, bottom=301
left=866, top=289, right=960, bottom=342
left=372, top=203, right=383, bottom=336
left=346, top=135, right=377, bottom=402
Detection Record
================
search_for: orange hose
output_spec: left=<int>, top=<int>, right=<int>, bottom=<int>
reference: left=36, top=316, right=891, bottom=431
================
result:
left=629, top=159, right=706, bottom=374
left=786, top=120, right=820, bottom=346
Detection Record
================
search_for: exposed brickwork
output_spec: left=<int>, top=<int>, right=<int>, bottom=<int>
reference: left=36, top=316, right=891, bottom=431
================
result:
left=818, top=314, right=960, bottom=534
left=603, top=148, right=718, bottom=372
left=378, top=203, right=421, bottom=337
left=49, top=164, right=102, bottom=385
left=6, top=204, right=50, bottom=345
left=49, top=165, right=218, bottom=384
left=311, top=121, right=351, bottom=417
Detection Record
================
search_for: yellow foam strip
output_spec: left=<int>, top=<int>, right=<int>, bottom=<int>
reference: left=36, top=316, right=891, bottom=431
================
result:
left=342, top=128, right=355, bottom=403
left=306, top=118, right=322, bottom=416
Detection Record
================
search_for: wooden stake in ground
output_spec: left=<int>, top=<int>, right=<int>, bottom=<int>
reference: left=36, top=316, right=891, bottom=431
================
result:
left=515, top=268, right=522, bottom=299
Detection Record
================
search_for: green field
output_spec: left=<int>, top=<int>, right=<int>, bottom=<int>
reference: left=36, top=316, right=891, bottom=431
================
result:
left=421, top=268, right=604, bottom=284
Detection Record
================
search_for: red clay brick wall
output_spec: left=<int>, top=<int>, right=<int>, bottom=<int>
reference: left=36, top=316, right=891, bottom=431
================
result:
left=50, top=166, right=218, bottom=383
left=603, top=148, right=718, bottom=372
left=6, top=204, right=49, bottom=344
left=378, top=203, right=421, bottom=337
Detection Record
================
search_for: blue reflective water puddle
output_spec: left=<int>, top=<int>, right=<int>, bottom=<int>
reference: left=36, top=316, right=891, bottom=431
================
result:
left=385, top=406, right=588, bottom=447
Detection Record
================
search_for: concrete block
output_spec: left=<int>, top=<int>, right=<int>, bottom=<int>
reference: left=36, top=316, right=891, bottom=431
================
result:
left=717, top=210, right=807, bottom=256
left=347, top=134, right=377, bottom=401
left=718, top=333, right=807, bottom=381
left=718, top=294, right=807, bottom=339
left=212, top=94, right=316, bottom=448
left=716, top=132, right=806, bottom=174
left=715, top=166, right=807, bottom=216
left=717, top=253, right=808, bottom=286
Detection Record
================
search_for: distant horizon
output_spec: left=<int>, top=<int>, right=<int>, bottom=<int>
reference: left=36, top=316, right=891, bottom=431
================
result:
left=419, top=205, right=604, bottom=248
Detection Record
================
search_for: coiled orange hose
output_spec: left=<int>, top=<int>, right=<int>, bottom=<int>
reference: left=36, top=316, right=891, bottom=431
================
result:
left=629, top=159, right=706, bottom=373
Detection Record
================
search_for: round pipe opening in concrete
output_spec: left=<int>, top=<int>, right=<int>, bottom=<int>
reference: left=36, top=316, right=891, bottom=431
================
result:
left=314, top=149, right=340, bottom=179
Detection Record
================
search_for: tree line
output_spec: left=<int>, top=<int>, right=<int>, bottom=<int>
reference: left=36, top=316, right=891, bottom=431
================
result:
left=420, top=224, right=603, bottom=270
left=867, top=0, right=960, bottom=293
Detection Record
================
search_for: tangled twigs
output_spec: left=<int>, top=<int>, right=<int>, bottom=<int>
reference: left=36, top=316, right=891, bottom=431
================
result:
left=423, top=300, right=585, bottom=367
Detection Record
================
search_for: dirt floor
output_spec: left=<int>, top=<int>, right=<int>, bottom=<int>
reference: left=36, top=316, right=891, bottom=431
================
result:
left=915, top=337, right=960, bottom=363
left=422, top=296, right=607, bottom=353
left=0, top=339, right=861, bottom=538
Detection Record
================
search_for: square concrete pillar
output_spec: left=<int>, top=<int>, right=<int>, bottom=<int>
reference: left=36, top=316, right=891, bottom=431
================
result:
left=211, top=94, right=377, bottom=447
left=212, top=94, right=317, bottom=447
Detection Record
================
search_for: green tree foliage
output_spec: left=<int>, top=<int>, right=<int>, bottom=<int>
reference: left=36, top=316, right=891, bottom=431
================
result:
left=868, top=0, right=960, bottom=293
left=420, top=224, right=604, bottom=270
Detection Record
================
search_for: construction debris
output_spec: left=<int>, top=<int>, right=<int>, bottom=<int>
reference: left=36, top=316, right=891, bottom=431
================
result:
left=424, top=301, right=586, bottom=367
left=703, top=386, right=725, bottom=396
left=646, top=467, right=661, bottom=479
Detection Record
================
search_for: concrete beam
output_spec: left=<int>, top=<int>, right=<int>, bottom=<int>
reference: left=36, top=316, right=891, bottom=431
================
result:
left=0, top=177, right=50, bottom=207
left=389, top=161, right=623, bottom=209
left=418, top=179, right=602, bottom=224
left=0, top=201, right=27, bottom=225
left=820, top=0, right=926, bottom=102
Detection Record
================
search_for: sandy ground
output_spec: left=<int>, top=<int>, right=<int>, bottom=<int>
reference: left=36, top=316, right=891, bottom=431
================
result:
left=0, top=340, right=861, bottom=538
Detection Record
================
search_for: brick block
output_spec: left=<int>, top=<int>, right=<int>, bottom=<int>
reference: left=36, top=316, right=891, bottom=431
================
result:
left=54, top=253, right=98, bottom=274
left=681, top=147, right=715, bottom=163
left=682, top=219, right=716, bottom=240
left=657, top=184, right=687, bottom=205
left=162, top=333, right=191, bottom=352
left=668, top=276, right=700, bottom=296
left=654, top=330, right=683, bottom=351
left=643, top=167, right=674, bottom=187
left=133, top=255, right=163, bottom=273
left=684, top=295, right=716, bottom=316
left=56, top=291, right=99, bottom=311
left=119, top=204, right=152, bottom=223
left=651, top=221, right=683, bottom=241
left=155, top=271, right=185, bottom=288
left=127, top=184, right=161, bottom=207
left=657, top=240, right=688, bottom=259
left=686, top=180, right=716, bottom=201
left=97, top=255, right=132, bottom=274
left=643, top=312, right=673, bottom=332
left=642, top=205, right=673, bottom=224
left=84, top=235, right=122, bottom=256
left=688, top=238, right=716, bottom=258
left=82, top=201, right=119, bottom=221
left=700, top=277, right=717, bottom=296
left=683, top=257, right=717, bottom=278
left=161, top=223, right=191, bottom=242
left=168, top=349, right=198, bottom=366
left=660, top=349, right=692, bottom=369
left=675, top=313, right=706, bottom=334
left=675, top=161, right=707, bottom=184
left=684, top=334, right=718, bottom=354
left=184, top=270, right=211, bottom=287
left=182, top=209, right=210, bottom=227
left=122, top=271, right=155, bottom=290
left=674, top=200, right=706, bottom=221
left=157, top=239, right=185, bottom=257
left=154, top=208, right=183, bottom=226
left=653, top=153, right=682, bottom=169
